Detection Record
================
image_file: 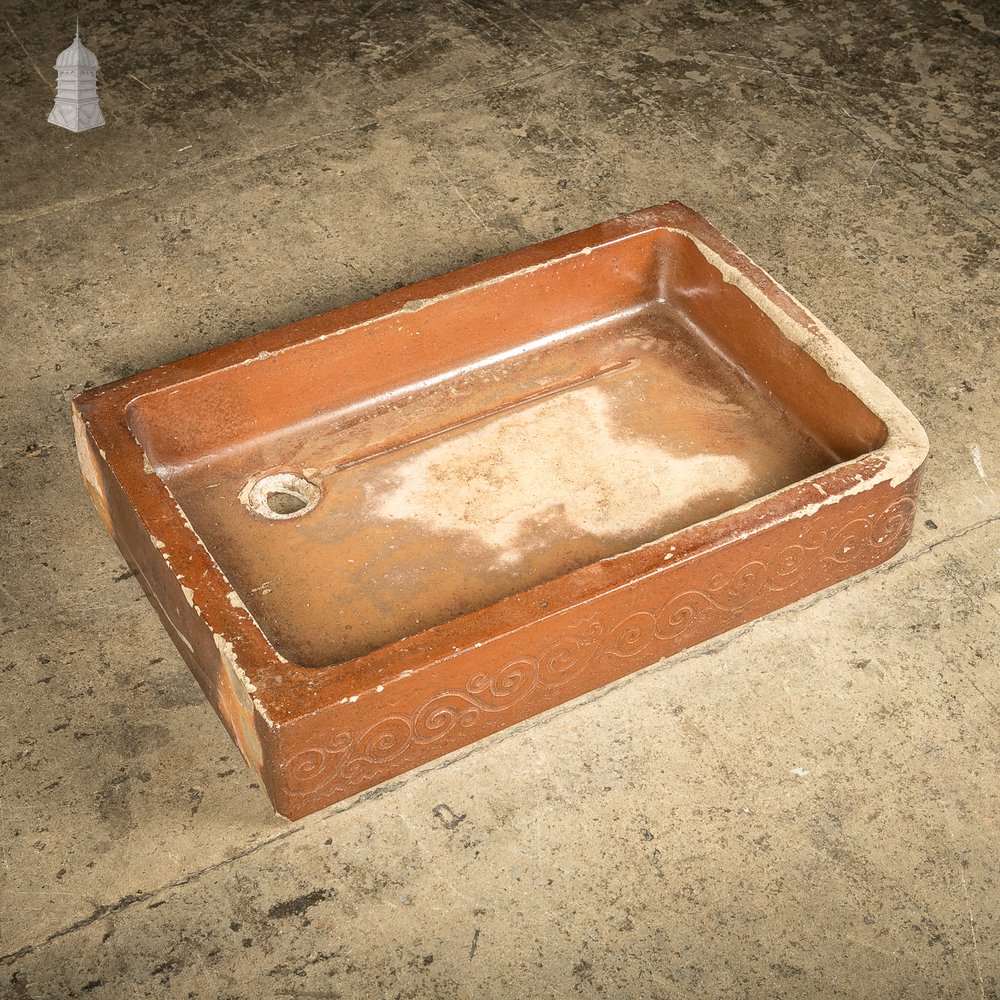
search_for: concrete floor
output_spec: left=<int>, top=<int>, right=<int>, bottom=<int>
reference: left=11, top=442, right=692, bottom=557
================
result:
left=1, top=0, right=998, bottom=996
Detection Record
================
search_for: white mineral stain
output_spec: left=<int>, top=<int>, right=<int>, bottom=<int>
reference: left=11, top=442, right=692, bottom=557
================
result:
left=970, top=442, right=987, bottom=480
left=374, top=385, right=749, bottom=562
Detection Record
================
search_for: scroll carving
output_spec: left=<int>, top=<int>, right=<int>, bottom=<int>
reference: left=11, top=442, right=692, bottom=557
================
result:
left=286, top=496, right=917, bottom=800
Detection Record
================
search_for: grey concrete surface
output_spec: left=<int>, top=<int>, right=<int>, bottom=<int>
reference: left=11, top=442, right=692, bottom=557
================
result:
left=1, top=0, right=997, bottom=997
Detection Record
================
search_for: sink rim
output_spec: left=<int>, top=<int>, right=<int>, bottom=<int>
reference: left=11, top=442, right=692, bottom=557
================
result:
left=72, top=201, right=928, bottom=753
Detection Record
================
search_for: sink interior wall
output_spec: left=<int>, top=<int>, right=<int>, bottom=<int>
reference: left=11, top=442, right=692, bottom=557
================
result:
left=122, top=227, right=889, bottom=668
left=127, top=230, right=667, bottom=476
left=656, top=232, right=888, bottom=459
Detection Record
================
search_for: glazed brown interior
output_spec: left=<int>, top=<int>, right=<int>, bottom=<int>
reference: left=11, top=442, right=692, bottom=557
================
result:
left=126, top=228, right=887, bottom=668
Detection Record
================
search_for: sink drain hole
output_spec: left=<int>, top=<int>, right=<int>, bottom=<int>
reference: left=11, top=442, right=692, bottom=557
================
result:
left=267, top=491, right=308, bottom=516
left=242, top=473, right=321, bottom=521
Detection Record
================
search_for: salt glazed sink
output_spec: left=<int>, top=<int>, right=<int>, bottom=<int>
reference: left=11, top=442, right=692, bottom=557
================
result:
left=74, top=204, right=928, bottom=819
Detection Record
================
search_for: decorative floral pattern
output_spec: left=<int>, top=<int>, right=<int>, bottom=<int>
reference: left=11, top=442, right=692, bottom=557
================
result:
left=285, top=495, right=917, bottom=802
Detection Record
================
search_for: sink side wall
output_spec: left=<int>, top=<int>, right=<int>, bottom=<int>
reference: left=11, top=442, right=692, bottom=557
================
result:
left=654, top=231, right=888, bottom=462
left=126, top=230, right=670, bottom=475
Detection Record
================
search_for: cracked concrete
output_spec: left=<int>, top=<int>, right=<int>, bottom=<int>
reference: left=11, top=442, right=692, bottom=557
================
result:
left=1, top=0, right=997, bottom=996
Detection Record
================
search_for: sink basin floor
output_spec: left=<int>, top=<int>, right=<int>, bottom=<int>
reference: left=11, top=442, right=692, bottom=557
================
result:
left=161, top=303, right=835, bottom=668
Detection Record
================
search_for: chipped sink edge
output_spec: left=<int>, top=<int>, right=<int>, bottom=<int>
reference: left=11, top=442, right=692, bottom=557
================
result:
left=120, top=436, right=284, bottom=724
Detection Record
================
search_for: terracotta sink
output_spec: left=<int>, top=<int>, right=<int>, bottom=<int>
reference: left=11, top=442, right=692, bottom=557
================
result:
left=73, top=204, right=928, bottom=819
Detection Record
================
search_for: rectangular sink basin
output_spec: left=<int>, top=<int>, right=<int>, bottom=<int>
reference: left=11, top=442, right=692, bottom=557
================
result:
left=73, top=204, right=928, bottom=819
